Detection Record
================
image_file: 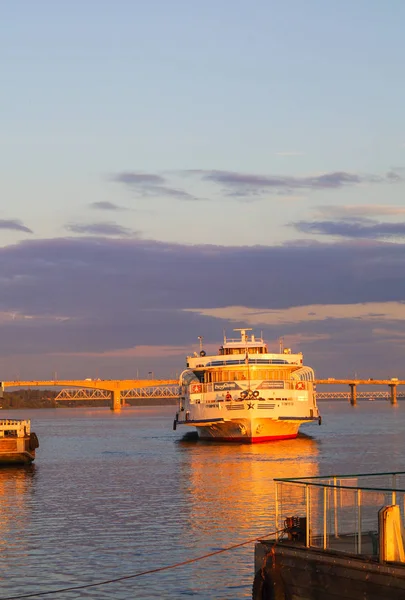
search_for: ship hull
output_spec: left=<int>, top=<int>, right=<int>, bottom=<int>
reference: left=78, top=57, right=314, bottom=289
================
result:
left=0, top=432, right=38, bottom=464
left=193, top=417, right=309, bottom=443
left=0, top=451, right=36, bottom=464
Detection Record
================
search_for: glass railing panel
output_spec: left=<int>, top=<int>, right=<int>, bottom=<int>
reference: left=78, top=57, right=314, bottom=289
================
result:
left=274, top=473, right=405, bottom=558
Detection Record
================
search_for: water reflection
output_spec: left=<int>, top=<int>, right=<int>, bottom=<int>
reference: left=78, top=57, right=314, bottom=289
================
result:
left=0, top=466, right=36, bottom=560
left=178, top=434, right=320, bottom=542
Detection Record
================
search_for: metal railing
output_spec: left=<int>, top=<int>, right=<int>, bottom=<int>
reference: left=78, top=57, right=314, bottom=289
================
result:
left=274, top=472, right=405, bottom=558
left=185, top=381, right=309, bottom=395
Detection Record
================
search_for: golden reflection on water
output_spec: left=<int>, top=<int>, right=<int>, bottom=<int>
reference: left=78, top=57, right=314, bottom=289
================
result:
left=179, top=434, right=320, bottom=541
left=0, top=466, right=35, bottom=555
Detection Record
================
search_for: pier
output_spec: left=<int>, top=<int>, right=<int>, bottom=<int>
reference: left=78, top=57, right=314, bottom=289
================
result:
left=254, top=471, right=405, bottom=600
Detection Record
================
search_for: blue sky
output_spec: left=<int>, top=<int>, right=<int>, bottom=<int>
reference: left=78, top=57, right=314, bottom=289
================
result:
left=1, top=1, right=405, bottom=380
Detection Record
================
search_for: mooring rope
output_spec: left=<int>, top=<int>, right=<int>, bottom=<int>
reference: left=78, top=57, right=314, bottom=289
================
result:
left=1, top=529, right=285, bottom=599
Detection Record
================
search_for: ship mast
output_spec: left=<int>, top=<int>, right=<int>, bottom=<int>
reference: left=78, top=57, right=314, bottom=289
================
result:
left=234, top=328, right=252, bottom=391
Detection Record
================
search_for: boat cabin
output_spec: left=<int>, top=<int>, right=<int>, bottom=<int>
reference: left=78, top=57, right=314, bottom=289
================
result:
left=218, top=329, right=268, bottom=355
left=0, top=419, right=31, bottom=438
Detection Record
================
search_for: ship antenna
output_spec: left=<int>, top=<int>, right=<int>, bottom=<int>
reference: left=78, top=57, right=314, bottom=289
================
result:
left=279, top=336, right=284, bottom=353
left=198, top=336, right=203, bottom=352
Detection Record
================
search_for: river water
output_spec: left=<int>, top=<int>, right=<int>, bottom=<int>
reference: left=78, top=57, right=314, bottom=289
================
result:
left=0, top=401, right=404, bottom=599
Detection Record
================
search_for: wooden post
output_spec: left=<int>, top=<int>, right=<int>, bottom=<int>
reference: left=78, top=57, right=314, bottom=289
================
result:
left=111, top=389, right=122, bottom=411
left=350, top=383, right=357, bottom=406
left=389, top=384, right=397, bottom=406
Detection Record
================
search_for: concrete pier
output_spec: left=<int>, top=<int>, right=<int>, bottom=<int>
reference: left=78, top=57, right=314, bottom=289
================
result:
left=349, top=383, right=357, bottom=406
left=111, top=389, right=122, bottom=411
left=389, top=384, right=398, bottom=406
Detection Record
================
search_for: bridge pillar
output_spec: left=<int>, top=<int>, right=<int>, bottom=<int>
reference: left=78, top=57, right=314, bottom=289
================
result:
left=111, top=389, right=122, bottom=411
left=389, top=384, right=397, bottom=406
left=349, top=384, right=357, bottom=406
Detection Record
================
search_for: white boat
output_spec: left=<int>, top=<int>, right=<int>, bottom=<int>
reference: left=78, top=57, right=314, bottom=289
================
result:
left=174, top=328, right=321, bottom=443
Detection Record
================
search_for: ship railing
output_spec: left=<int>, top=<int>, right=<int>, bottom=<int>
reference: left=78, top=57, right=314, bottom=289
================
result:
left=0, top=419, right=29, bottom=437
left=223, top=336, right=265, bottom=344
left=274, top=471, right=405, bottom=561
left=189, top=381, right=307, bottom=395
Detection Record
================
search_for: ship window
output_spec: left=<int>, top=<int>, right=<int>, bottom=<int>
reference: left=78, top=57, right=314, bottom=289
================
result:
left=180, top=370, right=201, bottom=385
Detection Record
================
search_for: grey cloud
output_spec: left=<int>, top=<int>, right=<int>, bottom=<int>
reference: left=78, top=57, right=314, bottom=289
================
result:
left=65, top=222, right=138, bottom=237
left=386, top=170, right=402, bottom=181
left=89, top=201, right=126, bottom=211
left=187, top=169, right=401, bottom=197
left=2, top=236, right=405, bottom=377
left=113, top=171, right=198, bottom=201
left=0, top=219, right=33, bottom=233
left=112, top=168, right=402, bottom=203
left=114, top=172, right=166, bottom=186
left=1, top=235, right=405, bottom=319
left=293, top=219, right=405, bottom=239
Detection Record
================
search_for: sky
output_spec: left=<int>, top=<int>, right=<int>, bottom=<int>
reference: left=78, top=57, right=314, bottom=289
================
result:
left=1, top=0, right=405, bottom=382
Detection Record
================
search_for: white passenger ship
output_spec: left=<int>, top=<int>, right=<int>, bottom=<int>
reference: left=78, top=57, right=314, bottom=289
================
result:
left=174, top=329, right=321, bottom=443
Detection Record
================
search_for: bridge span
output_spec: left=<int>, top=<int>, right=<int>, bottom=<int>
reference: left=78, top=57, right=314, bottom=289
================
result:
left=0, top=379, right=178, bottom=411
left=317, top=391, right=405, bottom=400
left=1, top=378, right=404, bottom=410
left=316, top=379, right=405, bottom=405
left=55, top=385, right=180, bottom=401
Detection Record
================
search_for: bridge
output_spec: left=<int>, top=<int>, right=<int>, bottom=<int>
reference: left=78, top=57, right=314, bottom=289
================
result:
left=55, top=385, right=180, bottom=401
left=0, top=379, right=178, bottom=411
left=315, top=379, right=405, bottom=406
left=317, top=391, right=405, bottom=400
left=1, top=378, right=404, bottom=410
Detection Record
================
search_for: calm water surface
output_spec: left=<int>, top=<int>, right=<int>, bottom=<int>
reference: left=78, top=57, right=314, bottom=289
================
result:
left=0, top=401, right=404, bottom=599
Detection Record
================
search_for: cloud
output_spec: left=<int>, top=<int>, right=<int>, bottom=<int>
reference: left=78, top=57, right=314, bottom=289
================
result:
left=113, top=171, right=198, bottom=201
left=386, top=170, right=402, bottom=182
left=292, top=218, right=405, bottom=239
left=65, top=222, right=139, bottom=237
left=315, top=204, right=405, bottom=218
left=186, top=169, right=401, bottom=198
left=114, top=172, right=165, bottom=186
left=54, top=344, right=190, bottom=358
left=2, top=236, right=405, bottom=377
left=2, top=235, right=405, bottom=325
left=0, top=219, right=33, bottom=233
left=372, top=327, right=405, bottom=340
left=89, top=201, right=126, bottom=211
left=0, top=311, right=72, bottom=324
left=185, top=302, right=405, bottom=326
left=112, top=168, right=403, bottom=203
